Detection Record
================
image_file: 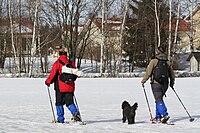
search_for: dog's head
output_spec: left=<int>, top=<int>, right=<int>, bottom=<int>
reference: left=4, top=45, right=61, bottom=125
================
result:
left=122, top=101, right=130, bottom=109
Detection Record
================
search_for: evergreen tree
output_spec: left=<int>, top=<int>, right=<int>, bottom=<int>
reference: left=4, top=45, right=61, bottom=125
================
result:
left=124, top=0, right=169, bottom=69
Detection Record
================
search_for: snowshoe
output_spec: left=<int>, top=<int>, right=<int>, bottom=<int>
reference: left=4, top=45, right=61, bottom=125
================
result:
left=161, top=116, right=170, bottom=123
left=71, top=112, right=82, bottom=122
left=52, top=119, right=65, bottom=123
left=151, top=117, right=161, bottom=124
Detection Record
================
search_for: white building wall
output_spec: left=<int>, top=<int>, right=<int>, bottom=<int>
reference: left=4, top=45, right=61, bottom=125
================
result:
left=190, top=56, right=198, bottom=72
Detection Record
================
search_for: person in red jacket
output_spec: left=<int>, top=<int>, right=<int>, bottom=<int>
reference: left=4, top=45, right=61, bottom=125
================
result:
left=45, top=47, right=81, bottom=123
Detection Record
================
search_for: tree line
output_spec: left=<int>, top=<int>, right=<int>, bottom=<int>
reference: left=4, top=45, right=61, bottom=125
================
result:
left=0, top=0, right=197, bottom=77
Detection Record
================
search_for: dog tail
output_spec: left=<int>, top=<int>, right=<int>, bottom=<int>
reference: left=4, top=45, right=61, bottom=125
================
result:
left=133, top=102, right=138, bottom=108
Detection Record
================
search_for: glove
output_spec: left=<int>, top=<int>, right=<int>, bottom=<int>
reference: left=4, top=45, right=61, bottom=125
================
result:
left=170, top=82, right=174, bottom=89
left=141, top=81, right=145, bottom=88
left=45, top=81, right=50, bottom=87
left=142, top=83, right=144, bottom=88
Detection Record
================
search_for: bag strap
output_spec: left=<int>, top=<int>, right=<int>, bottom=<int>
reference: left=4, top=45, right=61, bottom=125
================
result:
left=58, top=59, right=73, bottom=68
left=58, top=60, right=65, bottom=66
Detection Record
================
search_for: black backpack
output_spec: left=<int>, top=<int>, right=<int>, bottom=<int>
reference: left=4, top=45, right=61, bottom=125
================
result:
left=58, top=60, right=77, bottom=84
left=152, top=59, right=169, bottom=84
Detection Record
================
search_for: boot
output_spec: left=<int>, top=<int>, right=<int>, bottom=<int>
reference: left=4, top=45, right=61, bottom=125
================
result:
left=67, top=103, right=81, bottom=121
left=161, top=116, right=170, bottom=123
left=73, top=112, right=81, bottom=122
left=151, top=117, right=161, bottom=123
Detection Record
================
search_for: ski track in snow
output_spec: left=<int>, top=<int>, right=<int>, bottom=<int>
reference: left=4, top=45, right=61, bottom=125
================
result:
left=0, top=78, right=200, bottom=133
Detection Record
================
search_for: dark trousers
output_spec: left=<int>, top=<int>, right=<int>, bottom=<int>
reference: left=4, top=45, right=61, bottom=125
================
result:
left=151, top=83, right=168, bottom=103
left=55, top=91, right=74, bottom=106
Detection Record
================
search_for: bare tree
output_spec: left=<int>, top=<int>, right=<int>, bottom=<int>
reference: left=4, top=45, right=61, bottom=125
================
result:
left=154, top=0, right=161, bottom=47
left=9, top=0, right=20, bottom=72
left=189, top=0, right=194, bottom=52
left=173, top=0, right=180, bottom=46
left=100, top=0, right=107, bottom=75
left=18, top=0, right=22, bottom=75
left=118, top=0, right=130, bottom=74
left=168, top=0, right=172, bottom=61
left=28, top=0, right=40, bottom=77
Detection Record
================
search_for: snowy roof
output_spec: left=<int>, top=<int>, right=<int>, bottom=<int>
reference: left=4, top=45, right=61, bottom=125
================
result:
left=91, top=18, right=122, bottom=32
left=186, top=52, right=200, bottom=61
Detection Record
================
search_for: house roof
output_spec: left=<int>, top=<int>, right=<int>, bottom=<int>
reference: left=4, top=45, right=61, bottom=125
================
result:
left=63, top=24, right=84, bottom=32
left=91, top=18, right=122, bottom=32
left=0, top=18, right=33, bottom=34
left=186, top=52, right=200, bottom=61
left=63, top=18, right=122, bottom=34
left=172, top=19, right=190, bottom=32
left=163, top=19, right=191, bottom=32
left=184, top=3, right=200, bottom=20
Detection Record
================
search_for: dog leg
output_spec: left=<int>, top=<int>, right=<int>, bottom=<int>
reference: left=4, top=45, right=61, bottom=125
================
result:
left=122, top=111, right=126, bottom=123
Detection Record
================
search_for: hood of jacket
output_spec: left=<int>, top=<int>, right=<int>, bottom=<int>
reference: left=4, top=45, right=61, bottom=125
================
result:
left=155, top=53, right=168, bottom=61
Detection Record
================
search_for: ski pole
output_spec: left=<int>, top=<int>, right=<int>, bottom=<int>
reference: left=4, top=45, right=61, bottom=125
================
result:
left=47, top=86, right=56, bottom=123
left=73, top=94, right=83, bottom=122
left=171, top=87, right=194, bottom=122
left=142, top=86, right=153, bottom=121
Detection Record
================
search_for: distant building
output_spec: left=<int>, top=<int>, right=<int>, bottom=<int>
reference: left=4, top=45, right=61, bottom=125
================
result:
left=184, top=3, right=200, bottom=52
left=63, top=17, right=123, bottom=61
left=163, top=3, right=200, bottom=53
left=163, top=18, right=191, bottom=53
left=186, top=52, right=200, bottom=72
left=0, top=18, right=33, bottom=56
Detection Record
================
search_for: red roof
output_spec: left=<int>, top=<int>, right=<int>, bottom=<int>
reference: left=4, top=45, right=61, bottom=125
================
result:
left=0, top=18, right=33, bottom=30
left=163, top=19, right=190, bottom=32
left=63, top=18, right=122, bottom=33
left=91, top=18, right=122, bottom=32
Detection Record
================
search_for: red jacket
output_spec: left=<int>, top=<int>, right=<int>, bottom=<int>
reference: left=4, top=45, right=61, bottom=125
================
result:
left=45, top=55, right=76, bottom=92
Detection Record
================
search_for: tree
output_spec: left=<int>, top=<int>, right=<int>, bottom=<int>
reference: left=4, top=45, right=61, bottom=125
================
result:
left=118, top=0, right=130, bottom=73
left=9, top=0, right=20, bottom=72
left=28, top=0, right=40, bottom=77
left=168, top=0, right=172, bottom=61
left=124, top=0, right=169, bottom=69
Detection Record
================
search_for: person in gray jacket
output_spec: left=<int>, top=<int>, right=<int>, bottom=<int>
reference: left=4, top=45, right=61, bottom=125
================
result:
left=141, top=46, right=175, bottom=123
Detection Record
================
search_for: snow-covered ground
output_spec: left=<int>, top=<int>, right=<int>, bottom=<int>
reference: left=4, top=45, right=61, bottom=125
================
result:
left=0, top=78, right=200, bottom=133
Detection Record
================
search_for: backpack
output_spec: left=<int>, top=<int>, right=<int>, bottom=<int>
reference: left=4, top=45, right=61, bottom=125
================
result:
left=58, top=60, right=77, bottom=84
left=152, top=59, right=169, bottom=84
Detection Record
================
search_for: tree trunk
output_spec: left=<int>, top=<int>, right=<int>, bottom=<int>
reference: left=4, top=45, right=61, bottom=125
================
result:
left=168, top=0, right=172, bottom=61
left=100, top=0, right=106, bottom=75
left=173, top=0, right=180, bottom=48
left=154, top=0, right=160, bottom=47
left=29, top=0, right=40, bottom=77
left=189, top=0, right=193, bottom=52
left=9, top=0, right=20, bottom=73
left=118, top=0, right=130, bottom=74
left=18, top=0, right=22, bottom=75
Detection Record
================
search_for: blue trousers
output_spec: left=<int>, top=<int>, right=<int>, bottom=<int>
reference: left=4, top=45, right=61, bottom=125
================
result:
left=56, top=103, right=78, bottom=122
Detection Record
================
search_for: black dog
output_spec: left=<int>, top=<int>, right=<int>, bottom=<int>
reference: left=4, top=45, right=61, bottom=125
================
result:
left=122, top=101, right=138, bottom=124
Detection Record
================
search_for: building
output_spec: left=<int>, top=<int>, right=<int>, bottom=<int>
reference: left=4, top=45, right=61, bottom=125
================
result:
left=186, top=52, right=200, bottom=72
left=0, top=18, right=33, bottom=56
left=184, top=3, right=200, bottom=52
left=63, top=17, right=123, bottom=61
